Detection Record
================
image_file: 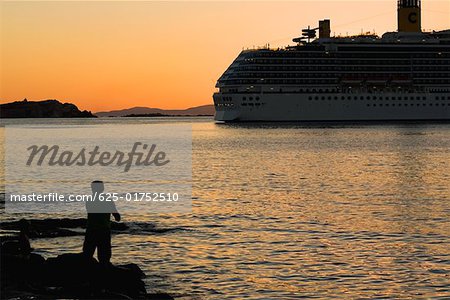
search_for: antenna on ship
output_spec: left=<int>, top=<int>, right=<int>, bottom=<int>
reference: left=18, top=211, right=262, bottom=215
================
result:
left=293, top=20, right=330, bottom=44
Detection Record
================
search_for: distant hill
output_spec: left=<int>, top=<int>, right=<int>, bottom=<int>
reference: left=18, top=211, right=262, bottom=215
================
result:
left=95, top=104, right=214, bottom=117
left=0, top=99, right=96, bottom=118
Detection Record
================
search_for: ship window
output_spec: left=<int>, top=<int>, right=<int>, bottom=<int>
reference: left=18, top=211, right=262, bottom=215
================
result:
left=423, top=103, right=426, bottom=106
left=243, top=97, right=246, bottom=100
left=256, top=97, right=260, bottom=100
left=315, top=96, right=319, bottom=100
left=341, top=96, right=345, bottom=100
left=360, top=96, right=364, bottom=100
left=308, top=96, right=312, bottom=100
left=321, top=96, right=325, bottom=100
left=367, top=96, right=370, bottom=100
left=417, top=104, right=420, bottom=106
left=249, top=97, right=253, bottom=100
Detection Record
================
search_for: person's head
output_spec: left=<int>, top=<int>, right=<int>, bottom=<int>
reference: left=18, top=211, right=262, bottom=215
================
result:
left=91, top=180, right=105, bottom=194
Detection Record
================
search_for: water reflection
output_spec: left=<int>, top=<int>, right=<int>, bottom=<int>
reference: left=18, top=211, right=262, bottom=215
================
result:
left=2, top=118, right=450, bottom=299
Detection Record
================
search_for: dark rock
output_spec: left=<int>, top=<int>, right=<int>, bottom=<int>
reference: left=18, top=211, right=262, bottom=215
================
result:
left=0, top=218, right=128, bottom=239
left=0, top=99, right=96, bottom=118
left=1, top=251, right=170, bottom=299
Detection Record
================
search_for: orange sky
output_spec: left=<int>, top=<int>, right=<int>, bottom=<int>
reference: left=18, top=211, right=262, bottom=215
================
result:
left=1, top=1, right=449, bottom=112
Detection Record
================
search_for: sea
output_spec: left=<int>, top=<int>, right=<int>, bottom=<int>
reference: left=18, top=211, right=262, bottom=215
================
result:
left=1, top=117, right=449, bottom=299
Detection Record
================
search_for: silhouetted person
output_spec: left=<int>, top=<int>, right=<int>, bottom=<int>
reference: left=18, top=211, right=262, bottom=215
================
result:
left=83, top=181, right=121, bottom=265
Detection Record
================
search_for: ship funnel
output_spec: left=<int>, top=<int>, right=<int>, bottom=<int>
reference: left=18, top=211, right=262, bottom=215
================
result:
left=398, top=0, right=421, bottom=32
left=319, top=19, right=331, bottom=38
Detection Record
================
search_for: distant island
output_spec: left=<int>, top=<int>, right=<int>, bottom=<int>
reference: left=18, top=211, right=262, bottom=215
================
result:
left=95, top=104, right=214, bottom=117
left=0, top=99, right=96, bottom=118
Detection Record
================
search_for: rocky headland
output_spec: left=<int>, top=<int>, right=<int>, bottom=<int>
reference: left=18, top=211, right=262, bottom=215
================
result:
left=0, top=99, right=96, bottom=118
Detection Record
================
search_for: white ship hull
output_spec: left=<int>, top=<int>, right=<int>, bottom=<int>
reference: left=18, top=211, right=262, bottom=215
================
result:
left=214, top=92, right=450, bottom=122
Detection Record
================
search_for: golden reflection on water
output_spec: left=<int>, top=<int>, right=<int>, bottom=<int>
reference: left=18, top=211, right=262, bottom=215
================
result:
left=1, top=119, right=450, bottom=299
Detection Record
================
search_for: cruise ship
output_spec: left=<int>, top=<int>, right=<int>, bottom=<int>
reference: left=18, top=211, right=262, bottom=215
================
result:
left=213, top=0, right=450, bottom=122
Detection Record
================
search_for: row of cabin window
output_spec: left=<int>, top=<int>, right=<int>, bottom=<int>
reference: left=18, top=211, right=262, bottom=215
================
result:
left=309, top=95, right=450, bottom=101
left=242, top=57, right=449, bottom=66
left=367, top=103, right=450, bottom=107
left=249, top=53, right=448, bottom=59
left=242, top=96, right=260, bottom=101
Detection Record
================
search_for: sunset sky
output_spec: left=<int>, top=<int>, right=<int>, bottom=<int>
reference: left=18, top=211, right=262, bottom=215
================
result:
left=1, top=1, right=449, bottom=112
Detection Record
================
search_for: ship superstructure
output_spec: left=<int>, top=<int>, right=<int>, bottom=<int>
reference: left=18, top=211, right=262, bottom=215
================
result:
left=213, top=0, right=450, bottom=121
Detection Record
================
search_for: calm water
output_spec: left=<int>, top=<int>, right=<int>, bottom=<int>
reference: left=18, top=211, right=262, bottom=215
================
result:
left=1, top=118, right=450, bottom=299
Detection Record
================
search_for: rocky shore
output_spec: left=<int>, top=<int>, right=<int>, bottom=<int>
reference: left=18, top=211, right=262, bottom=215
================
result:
left=0, top=99, right=96, bottom=118
left=0, top=219, right=174, bottom=300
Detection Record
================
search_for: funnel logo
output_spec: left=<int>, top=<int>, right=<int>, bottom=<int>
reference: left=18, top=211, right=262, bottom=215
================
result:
left=408, top=12, right=417, bottom=23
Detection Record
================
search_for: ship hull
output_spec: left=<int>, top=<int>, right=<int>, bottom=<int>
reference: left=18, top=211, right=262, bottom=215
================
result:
left=214, top=92, right=450, bottom=122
